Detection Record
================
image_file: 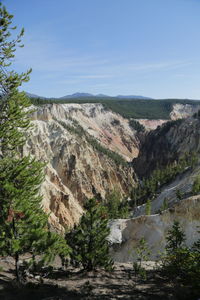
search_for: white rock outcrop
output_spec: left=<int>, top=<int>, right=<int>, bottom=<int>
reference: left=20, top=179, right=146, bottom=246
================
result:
left=109, top=196, right=200, bottom=262
left=170, top=103, right=200, bottom=120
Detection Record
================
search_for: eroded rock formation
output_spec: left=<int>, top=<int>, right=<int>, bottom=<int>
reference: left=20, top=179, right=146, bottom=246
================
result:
left=24, top=103, right=138, bottom=230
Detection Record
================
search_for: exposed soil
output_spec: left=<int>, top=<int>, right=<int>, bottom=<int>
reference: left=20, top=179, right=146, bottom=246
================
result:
left=0, top=258, right=194, bottom=300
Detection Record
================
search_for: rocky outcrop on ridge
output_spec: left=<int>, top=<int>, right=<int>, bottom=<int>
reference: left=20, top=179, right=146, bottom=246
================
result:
left=170, top=103, right=200, bottom=120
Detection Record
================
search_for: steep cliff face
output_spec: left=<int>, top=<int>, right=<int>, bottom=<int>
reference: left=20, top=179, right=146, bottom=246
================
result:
left=133, top=160, right=200, bottom=217
left=136, top=119, right=167, bottom=130
left=109, top=196, right=200, bottom=262
left=24, top=104, right=138, bottom=230
left=170, top=103, right=200, bottom=120
left=31, top=103, right=139, bottom=161
left=135, top=103, right=200, bottom=131
left=133, top=117, right=200, bottom=178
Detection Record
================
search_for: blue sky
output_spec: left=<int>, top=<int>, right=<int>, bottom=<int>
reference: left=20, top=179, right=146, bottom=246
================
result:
left=4, top=0, right=200, bottom=98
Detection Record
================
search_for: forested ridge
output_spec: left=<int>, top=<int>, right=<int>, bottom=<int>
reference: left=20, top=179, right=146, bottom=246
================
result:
left=30, top=96, right=200, bottom=120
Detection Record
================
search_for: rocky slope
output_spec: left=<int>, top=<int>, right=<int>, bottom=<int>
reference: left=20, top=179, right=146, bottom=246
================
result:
left=136, top=119, right=167, bottom=130
left=31, top=103, right=140, bottom=161
left=24, top=103, right=138, bottom=230
left=133, top=116, right=200, bottom=178
left=109, top=196, right=200, bottom=262
left=108, top=105, right=200, bottom=261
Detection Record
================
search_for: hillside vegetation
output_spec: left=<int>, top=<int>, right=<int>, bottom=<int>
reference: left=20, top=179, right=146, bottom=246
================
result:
left=30, top=97, right=200, bottom=120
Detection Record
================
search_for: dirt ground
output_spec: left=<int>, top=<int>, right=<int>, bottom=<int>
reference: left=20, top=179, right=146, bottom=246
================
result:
left=0, top=257, right=194, bottom=300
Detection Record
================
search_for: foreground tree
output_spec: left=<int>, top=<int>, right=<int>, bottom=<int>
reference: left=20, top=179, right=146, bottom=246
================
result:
left=162, top=221, right=187, bottom=277
left=66, top=198, right=113, bottom=271
left=162, top=222, right=200, bottom=298
left=0, top=3, right=69, bottom=281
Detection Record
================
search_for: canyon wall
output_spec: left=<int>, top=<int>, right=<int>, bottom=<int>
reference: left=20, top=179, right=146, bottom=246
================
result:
left=24, top=103, right=138, bottom=230
left=133, top=117, right=200, bottom=178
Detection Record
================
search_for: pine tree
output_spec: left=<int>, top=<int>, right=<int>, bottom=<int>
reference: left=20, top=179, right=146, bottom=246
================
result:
left=176, top=189, right=183, bottom=200
left=105, top=189, right=121, bottom=219
left=145, top=199, right=151, bottom=215
left=0, top=3, right=32, bottom=156
left=66, top=198, right=113, bottom=271
left=162, top=221, right=188, bottom=279
left=166, top=221, right=185, bottom=253
left=162, top=222, right=200, bottom=296
left=0, top=3, right=70, bottom=281
left=161, top=197, right=168, bottom=211
left=192, top=175, right=200, bottom=195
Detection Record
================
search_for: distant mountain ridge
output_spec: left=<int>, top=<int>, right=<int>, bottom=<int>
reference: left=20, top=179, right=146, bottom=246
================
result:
left=116, top=95, right=152, bottom=99
left=26, top=91, right=152, bottom=100
left=26, top=92, right=47, bottom=99
left=60, top=92, right=153, bottom=100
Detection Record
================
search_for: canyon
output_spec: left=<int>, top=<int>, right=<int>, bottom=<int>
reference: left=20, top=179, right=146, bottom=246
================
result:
left=25, top=103, right=138, bottom=230
left=25, top=102, right=200, bottom=259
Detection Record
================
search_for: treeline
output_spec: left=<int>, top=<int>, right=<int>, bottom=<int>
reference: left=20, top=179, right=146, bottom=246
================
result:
left=130, top=152, right=198, bottom=207
left=58, top=120, right=128, bottom=166
left=30, top=96, right=200, bottom=121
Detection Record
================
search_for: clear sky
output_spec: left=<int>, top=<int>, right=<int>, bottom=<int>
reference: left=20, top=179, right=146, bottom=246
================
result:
left=4, top=0, right=200, bottom=98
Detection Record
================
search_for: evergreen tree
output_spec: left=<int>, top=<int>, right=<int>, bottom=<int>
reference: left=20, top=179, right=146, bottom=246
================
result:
left=0, top=3, right=32, bottom=156
left=166, top=221, right=185, bottom=254
left=145, top=199, right=151, bottom=215
left=192, top=175, right=200, bottom=195
left=176, top=189, right=183, bottom=200
left=105, top=189, right=121, bottom=219
left=130, top=188, right=138, bottom=209
left=0, top=3, right=70, bottom=281
left=104, top=189, right=129, bottom=219
left=161, top=197, right=168, bottom=211
left=133, top=237, right=151, bottom=281
left=66, top=198, right=113, bottom=271
left=162, top=221, right=188, bottom=278
left=162, top=223, right=200, bottom=296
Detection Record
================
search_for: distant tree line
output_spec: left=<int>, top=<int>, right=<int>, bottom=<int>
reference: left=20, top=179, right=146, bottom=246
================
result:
left=30, top=96, right=200, bottom=121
